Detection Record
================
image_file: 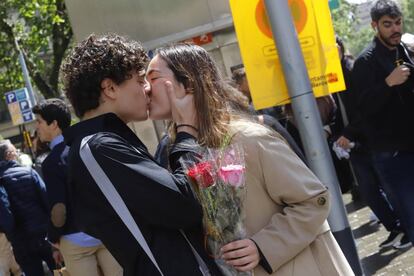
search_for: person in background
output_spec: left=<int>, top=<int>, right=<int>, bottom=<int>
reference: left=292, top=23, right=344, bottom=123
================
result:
left=33, top=98, right=122, bottom=276
left=0, top=183, right=22, bottom=276
left=352, top=0, right=414, bottom=249
left=334, top=35, right=408, bottom=248
left=231, top=66, right=284, bottom=121
left=0, top=139, right=55, bottom=276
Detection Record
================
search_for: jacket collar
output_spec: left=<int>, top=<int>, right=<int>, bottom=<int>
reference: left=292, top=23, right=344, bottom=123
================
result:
left=373, top=36, right=397, bottom=57
left=64, top=113, right=148, bottom=152
left=0, top=160, right=20, bottom=175
left=373, top=36, right=414, bottom=61
left=372, top=36, right=414, bottom=75
left=50, top=135, right=64, bottom=150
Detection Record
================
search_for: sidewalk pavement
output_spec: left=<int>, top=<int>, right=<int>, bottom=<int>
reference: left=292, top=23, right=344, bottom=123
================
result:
left=344, top=193, right=414, bottom=275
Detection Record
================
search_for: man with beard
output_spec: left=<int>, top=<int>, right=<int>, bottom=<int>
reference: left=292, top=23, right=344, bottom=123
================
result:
left=352, top=0, right=414, bottom=249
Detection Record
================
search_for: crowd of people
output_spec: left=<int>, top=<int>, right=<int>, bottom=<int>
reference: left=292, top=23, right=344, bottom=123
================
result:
left=0, top=0, right=413, bottom=275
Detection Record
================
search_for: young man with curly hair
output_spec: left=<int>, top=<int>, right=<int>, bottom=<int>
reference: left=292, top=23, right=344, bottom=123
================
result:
left=61, top=34, right=221, bottom=276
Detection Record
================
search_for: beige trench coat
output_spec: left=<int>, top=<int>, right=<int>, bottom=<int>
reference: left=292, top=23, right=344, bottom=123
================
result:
left=230, top=121, right=354, bottom=276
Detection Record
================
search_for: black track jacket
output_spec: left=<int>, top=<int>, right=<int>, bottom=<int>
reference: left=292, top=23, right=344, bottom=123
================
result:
left=64, top=113, right=222, bottom=276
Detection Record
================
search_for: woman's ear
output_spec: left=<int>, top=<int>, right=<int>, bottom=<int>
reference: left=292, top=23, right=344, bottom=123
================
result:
left=101, top=78, right=117, bottom=100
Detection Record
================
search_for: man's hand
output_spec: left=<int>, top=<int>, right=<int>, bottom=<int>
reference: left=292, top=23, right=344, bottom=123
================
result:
left=336, top=136, right=351, bottom=149
left=221, top=239, right=260, bottom=272
left=386, top=65, right=411, bottom=87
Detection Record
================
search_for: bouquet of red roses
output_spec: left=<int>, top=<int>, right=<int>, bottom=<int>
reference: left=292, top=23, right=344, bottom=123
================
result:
left=182, top=143, right=251, bottom=276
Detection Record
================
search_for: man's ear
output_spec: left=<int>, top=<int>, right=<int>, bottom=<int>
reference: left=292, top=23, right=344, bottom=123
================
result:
left=371, top=22, right=378, bottom=32
left=101, top=78, right=117, bottom=100
left=50, top=119, right=59, bottom=130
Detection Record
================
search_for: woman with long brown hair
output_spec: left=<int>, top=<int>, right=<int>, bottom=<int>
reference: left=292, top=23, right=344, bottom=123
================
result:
left=146, top=43, right=353, bottom=276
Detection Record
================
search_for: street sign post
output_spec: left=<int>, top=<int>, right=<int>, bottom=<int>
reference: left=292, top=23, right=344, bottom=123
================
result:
left=5, top=88, right=35, bottom=126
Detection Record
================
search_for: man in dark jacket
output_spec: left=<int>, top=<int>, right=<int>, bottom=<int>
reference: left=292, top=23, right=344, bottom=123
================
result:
left=352, top=0, right=414, bottom=249
left=61, top=34, right=221, bottom=276
left=335, top=36, right=407, bottom=249
left=0, top=139, right=55, bottom=275
left=33, top=99, right=122, bottom=275
left=0, top=184, right=22, bottom=275
left=0, top=185, right=13, bottom=236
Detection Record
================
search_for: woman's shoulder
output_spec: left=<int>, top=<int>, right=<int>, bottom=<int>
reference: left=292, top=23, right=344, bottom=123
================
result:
left=231, top=119, right=268, bottom=136
left=231, top=119, right=283, bottom=143
left=230, top=120, right=290, bottom=156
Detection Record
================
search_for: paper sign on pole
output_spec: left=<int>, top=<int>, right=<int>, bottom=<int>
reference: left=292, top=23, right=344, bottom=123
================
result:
left=5, top=88, right=35, bottom=125
left=229, top=0, right=345, bottom=109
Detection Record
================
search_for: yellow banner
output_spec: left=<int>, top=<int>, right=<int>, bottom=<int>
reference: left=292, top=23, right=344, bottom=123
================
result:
left=229, top=0, right=345, bottom=109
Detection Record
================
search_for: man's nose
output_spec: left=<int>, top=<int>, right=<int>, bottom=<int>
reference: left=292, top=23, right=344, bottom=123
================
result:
left=144, top=83, right=151, bottom=95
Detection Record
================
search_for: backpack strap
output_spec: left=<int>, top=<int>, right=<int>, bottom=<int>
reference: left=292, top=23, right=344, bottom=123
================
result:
left=80, top=135, right=164, bottom=276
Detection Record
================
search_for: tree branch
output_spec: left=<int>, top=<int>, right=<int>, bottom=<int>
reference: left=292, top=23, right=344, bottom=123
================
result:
left=49, top=0, right=73, bottom=94
left=0, top=18, right=56, bottom=98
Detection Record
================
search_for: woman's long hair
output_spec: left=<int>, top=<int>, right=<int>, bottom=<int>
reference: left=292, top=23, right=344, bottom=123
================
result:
left=156, top=43, right=233, bottom=148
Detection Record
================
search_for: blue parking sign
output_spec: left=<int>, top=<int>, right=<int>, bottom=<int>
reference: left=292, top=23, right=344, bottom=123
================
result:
left=5, top=92, right=17, bottom=104
left=22, top=111, right=34, bottom=122
left=5, top=88, right=34, bottom=125
left=19, top=100, right=31, bottom=111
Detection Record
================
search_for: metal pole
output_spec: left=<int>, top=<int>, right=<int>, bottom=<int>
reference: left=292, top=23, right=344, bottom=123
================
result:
left=264, top=0, right=362, bottom=274
left=14, top=39, right=37, bottom=106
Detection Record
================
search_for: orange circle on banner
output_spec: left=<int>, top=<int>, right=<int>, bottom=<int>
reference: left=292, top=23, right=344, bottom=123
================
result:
left=255, top=0, right=308, bottom=39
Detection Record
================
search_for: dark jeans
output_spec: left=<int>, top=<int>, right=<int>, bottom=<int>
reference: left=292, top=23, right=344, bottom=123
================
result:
left=372, top=150, right=414, bottom=243
left=12, top=235, right=55, bottom=276
left=351, top=152, right=400, bottom=232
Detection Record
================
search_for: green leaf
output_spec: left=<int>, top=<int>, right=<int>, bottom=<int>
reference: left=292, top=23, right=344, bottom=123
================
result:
left=0, top=0, right=73, bottom=99
left=52, top=14, right=64, bottom=24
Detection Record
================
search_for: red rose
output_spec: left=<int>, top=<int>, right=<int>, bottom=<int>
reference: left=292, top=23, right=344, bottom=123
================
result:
left=187, top=162, right=215, bottom=188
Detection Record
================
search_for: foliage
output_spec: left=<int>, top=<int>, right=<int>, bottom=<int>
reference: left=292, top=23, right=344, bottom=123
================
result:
left=402, top=0, right=414, bottom=34
left=348, top=27, right=373, bottom=56
left=332, top=0, right=414, bottom=57
left=331, top=0, right=374, bottom=56
left=0, top=0, right=73, bottom=99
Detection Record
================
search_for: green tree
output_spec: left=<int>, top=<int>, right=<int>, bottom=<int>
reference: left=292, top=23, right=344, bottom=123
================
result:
left=0, top=0, right=73, bottom=99
left=331, top=0, right=374, bottom=56
left=402, top=0, right=414, bottom=34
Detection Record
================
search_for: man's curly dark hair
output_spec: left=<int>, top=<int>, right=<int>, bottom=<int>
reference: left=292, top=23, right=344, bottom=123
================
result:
left=61, top=34, right=148, bottom=118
